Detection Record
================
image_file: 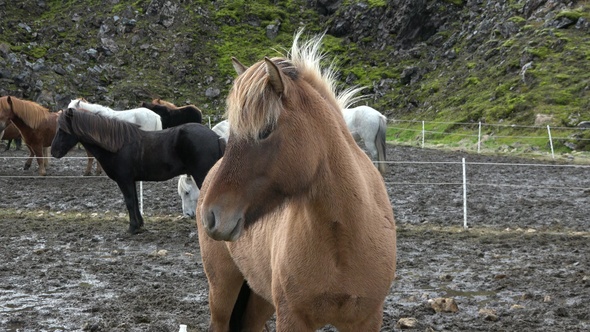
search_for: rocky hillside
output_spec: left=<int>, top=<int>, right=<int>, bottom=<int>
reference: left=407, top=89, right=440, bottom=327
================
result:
left=1, top=0, right=589, bottom=131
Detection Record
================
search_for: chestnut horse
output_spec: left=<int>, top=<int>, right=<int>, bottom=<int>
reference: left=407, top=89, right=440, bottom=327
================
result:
left=0, top=96, right=101, bottom=176
left=196, top=31, right=396, bottom=331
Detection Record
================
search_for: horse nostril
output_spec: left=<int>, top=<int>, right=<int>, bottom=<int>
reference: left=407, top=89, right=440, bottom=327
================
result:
left=204, top=209, right=216, bottom=231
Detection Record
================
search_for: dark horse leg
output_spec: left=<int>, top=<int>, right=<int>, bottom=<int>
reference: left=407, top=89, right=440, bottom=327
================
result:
left=14, top=138, right=22, bottom=150
left=116, top=181, right=145, bottom=234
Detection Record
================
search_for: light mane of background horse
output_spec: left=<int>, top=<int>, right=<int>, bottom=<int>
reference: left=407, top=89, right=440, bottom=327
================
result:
left=68, top=98, right=162, bottom=131
left=197, top=31, right=396, bottom=331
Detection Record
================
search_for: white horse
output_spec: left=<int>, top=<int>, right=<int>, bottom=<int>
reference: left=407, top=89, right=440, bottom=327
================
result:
left=211, top=120, right=229, bottom=143
left=67, top=98, right=162, bottom=131
left=342, top=106, right=388, bottom=175
left=177, top=174, right=199, bottom=217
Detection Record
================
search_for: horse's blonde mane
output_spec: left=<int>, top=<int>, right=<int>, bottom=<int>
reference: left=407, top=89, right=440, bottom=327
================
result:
left=227, top=29, right=363, bottom=140
left=1, top=96, right=50, bottom=129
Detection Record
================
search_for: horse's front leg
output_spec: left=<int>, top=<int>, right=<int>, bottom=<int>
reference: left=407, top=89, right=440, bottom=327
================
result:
left=198, top=237, right=247, bottom=331
left=23, top=145, right=34, bottom=170
left=43, top=147, right=50, bottom=168
left=83, top=151, right=93, bottom=176
left=116, top=181, right=144, bottom=234
left=31, top=145, right=46, bottom=176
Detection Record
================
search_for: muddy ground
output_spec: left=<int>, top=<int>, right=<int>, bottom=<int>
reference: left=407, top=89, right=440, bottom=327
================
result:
left=0, top=144, right=589, bottom=331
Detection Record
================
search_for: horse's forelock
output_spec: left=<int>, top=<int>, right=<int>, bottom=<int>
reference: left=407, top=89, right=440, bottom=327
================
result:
left=227, top=58, right=296, bottom=141
left=226, top=30, right=360, bottom=141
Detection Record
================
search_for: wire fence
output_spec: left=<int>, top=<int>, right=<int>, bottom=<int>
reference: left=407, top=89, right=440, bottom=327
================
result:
left=389, top=119, right=590, bottom=161
left=2, top=119, right=589, bottom=230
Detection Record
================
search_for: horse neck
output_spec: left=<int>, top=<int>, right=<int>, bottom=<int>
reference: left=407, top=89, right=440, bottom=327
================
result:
left=79, top=141, right=109, bottom=163
left=284, top=142, right=387, bottom=271
left=8, top=117, right=30, bottom=132
left=304, top=128, right=378, bottom=229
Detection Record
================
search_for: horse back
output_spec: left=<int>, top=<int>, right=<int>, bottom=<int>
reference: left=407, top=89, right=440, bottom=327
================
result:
left=142, top=102, right=169, bottom=116
left=177, top=105, right=203, bottom=123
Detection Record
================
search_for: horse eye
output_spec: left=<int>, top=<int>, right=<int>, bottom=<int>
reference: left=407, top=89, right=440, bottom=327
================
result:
left=258, top=125, right=273, bottom=140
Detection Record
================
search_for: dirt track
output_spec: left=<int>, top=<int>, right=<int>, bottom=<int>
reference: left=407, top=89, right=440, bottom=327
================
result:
left=1, top=144, right=589, bottom=331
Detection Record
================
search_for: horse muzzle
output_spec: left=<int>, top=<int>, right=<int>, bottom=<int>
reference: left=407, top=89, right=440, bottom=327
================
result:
left=202, top=205, right=244, bottom=242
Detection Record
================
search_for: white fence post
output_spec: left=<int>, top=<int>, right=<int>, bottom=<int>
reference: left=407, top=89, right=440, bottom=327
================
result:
left=547, top=125, right=555, bottom=159
left=422, top=121, right=425, bottom=148
left=462, top=158, right=468, bottom=229
left=477, top=121, right=482, bottom=154
left=139, top=181, right=143, bottom=214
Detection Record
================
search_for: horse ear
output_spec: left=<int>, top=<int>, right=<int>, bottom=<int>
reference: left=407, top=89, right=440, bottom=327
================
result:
left=231, top=57, right=248, bottom=76
left=6, top=96, right=12, bottom=106
left=264, top=57, right=284, bottom=96
left=65, top=108, right=74, bottom=118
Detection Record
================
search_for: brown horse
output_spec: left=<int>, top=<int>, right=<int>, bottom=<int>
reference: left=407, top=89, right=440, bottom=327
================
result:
left=196, top=31, right=397, bottom=331
left=152, top=98, right=204, bottom=114
left=0, top=96, right=101, bottom=176
left=151, top=98, right=178, bottom=109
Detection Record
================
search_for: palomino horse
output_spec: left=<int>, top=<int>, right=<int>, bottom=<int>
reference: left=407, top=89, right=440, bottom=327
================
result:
left=177, top=174, right=200, bottom=217
left=0, top=96, right=99, bottom=176
left=343, top=105, right=388, bottom=175
left=141, top=101, right=202, bottom=128
left=196, top=31, right=396, bottom=331
left=67, top=98, right=162, bottom=131
left=51, top=108, right=225, bottom=234
left=1, top=122, right=22, bottom=151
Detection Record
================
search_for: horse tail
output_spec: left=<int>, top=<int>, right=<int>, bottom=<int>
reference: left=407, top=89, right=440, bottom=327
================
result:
left=375, top=115, right=387, bottom=175
left=229, top=281, right=251, bottom=331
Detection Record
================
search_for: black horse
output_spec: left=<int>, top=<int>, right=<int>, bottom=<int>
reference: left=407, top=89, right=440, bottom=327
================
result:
left=141, top=102, right=202, bottom=128
left=51, top=108, right=224, bottom=234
